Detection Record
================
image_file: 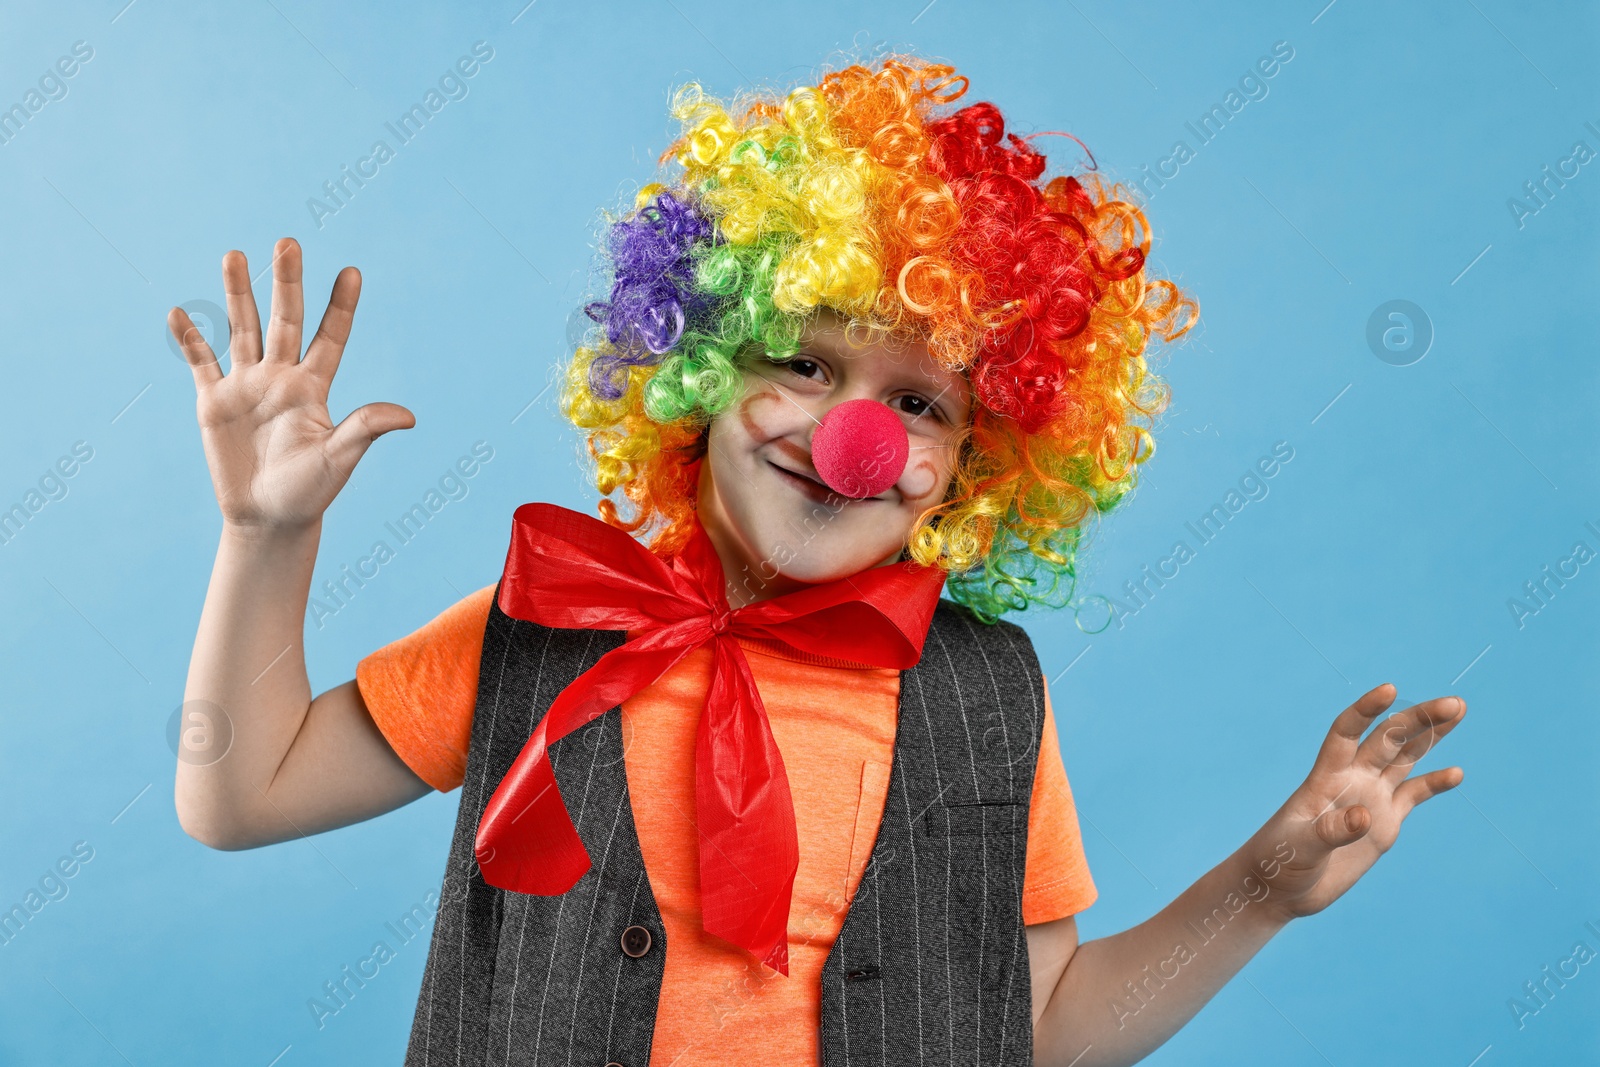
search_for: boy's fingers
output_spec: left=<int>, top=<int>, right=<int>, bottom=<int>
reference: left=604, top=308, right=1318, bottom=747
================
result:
left=1357, top=697, right=1463, bottom=774
left=221, top=249, right=261, bottom=365
left=1381, top=701, right=1467, bottom=782
left=327, top=402, right=415, bottom=470
left=302, top=266, right=362, bottom=383
left=1310, top=683, right=1397, bottom=773
left=1394, top=766, right=1464, bottom=817
left=168, top=306, right=223, bottom=387
left=264, top=237, right=304, bottom=365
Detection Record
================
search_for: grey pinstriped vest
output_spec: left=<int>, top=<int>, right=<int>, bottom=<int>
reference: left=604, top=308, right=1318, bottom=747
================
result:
left=403, top=587, right=1046, bottom=1066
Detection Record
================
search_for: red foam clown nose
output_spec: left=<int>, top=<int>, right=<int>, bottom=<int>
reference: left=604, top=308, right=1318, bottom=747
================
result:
left=810, top=399, right=910, bottom=498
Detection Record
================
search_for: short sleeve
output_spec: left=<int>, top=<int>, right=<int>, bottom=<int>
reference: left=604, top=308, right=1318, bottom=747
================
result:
left=354, top=584, right=496, bottom=793
left=1021, top=674, right=1097, bottom=924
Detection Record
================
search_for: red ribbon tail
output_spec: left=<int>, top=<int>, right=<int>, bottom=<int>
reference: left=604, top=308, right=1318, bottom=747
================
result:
left=696, top=637, right=800, bottom=977
left=473, top=628, right=708, bottom=898
left=475, top=722, right=592, bottom=895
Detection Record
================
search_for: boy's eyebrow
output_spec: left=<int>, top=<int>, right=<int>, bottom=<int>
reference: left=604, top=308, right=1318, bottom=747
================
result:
left=801, top=329, right=934, bottom=371
left=796, top=330, right=856, bottom=358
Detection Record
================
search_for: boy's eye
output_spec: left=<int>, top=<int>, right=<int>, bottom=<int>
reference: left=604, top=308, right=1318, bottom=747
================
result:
left=893, top=394, right=933, bottom=418
left=786, top=358, right=823, bottom=380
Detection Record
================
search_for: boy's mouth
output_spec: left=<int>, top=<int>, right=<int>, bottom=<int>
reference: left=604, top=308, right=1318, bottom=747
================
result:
left=766, top=458, right=888, bottom=505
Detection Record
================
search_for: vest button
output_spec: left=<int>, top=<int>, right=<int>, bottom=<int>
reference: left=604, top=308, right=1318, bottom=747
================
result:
left=604, top=1063, right=625, bottom=1067
left=620, top=924, right=653, bottom=958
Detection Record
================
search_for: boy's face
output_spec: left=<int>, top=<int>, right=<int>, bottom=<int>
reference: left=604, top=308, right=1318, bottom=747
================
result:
left=698, top=307, right=972, bottom=604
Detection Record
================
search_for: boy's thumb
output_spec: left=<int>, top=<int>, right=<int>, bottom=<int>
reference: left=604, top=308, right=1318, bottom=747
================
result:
left=330, top=402, right=416, bottom=467
left=1312, top=804, right=1371, bottom=851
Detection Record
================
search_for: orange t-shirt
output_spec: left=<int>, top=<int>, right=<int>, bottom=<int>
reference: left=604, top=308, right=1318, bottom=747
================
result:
left=357, top=585, right=1096, bottom=1064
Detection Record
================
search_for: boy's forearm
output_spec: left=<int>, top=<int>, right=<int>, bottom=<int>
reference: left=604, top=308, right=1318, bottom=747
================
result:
left=1036, top=836, right=1292, bottom=1067
left=176, top=520, right=321, bottom=847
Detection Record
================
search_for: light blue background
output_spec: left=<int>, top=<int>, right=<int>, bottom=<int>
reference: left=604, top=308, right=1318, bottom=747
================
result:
left=0, top=0, right=1595, bottom=1063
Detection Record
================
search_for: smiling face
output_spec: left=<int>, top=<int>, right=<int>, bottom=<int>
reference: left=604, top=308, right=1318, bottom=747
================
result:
left=697, top=307, right=972, bottom=606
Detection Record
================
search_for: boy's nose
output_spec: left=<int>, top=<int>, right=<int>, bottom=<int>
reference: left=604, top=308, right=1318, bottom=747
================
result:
left=810, top=399, right=909, bottom=498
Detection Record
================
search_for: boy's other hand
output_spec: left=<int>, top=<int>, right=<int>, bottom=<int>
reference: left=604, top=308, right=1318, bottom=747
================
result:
left=1246, top=683, right=1465, bottom=923
left=168, top=237, right=414, bottom=532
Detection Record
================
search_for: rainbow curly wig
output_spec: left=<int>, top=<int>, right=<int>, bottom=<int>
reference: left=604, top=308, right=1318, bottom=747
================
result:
left=562, top=55, right=1197, bottom=621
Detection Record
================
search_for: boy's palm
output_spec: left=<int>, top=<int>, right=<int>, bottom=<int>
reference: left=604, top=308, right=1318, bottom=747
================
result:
left=168, top=237, right=413, bottom=529
left=1254, top=684, right=1465, bottom=920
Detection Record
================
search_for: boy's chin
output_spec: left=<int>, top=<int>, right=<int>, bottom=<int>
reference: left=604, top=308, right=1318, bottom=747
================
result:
left=757, top=542, right=903, bottom=587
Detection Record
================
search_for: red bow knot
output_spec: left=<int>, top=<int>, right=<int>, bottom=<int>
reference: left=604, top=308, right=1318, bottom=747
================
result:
left=474, top=503, right=946, bottom=976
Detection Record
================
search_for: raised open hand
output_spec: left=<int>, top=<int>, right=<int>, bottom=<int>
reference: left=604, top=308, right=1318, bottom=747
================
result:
left=1247, top=683, right=1465, bottom=921
left=168, top=237, right=414, bottom=531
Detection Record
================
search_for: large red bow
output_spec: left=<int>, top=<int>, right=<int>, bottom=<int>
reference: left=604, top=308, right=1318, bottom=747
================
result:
left=474, top=503, right=946, bottom=976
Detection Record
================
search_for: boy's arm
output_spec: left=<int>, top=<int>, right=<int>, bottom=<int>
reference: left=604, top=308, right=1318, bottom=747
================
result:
left=1031, top=684, right=1465, bottom=1067
left=172, top=237, right=428, bottom=850
left=1029, top=837, right=1287, bottom=1065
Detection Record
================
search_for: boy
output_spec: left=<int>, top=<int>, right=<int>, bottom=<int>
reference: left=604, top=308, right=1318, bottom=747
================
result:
left=169, top=56, right=1465, bottom=1066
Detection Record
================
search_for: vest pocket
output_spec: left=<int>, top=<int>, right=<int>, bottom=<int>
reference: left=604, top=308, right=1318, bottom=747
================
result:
left=843, top=759, right=891, bottom=896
